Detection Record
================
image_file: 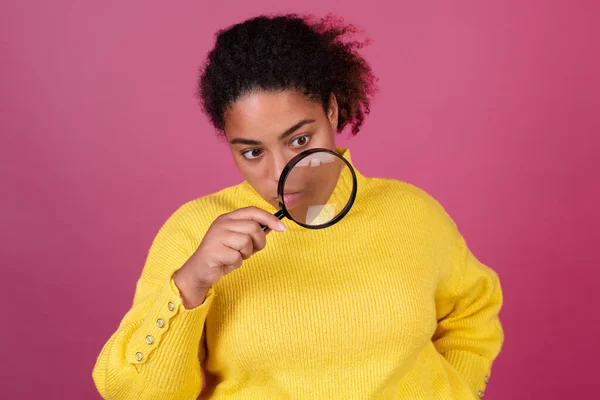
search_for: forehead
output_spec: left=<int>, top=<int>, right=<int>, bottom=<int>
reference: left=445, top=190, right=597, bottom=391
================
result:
left=224, top=90, right=322, bottom=139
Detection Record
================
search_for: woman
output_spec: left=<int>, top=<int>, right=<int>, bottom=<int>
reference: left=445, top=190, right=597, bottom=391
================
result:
left=93, top=14, right=503, bottom=399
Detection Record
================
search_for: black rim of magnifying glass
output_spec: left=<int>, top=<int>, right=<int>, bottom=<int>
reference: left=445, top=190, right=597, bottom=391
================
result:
left=277, top=148, right=358, bottom=230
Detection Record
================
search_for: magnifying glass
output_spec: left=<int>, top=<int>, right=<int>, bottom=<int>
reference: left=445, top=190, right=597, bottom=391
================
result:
left=261, top=148, right=358, bottom=230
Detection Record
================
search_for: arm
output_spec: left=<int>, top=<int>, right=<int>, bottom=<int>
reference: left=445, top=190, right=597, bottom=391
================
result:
left=427, top=196, right=504, bottom=398
left=92, top=206, right=213, bottom=400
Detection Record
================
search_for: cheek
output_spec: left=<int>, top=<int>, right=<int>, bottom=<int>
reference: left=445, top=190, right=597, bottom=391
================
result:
left=236, top=162, right=260, bottom=181
left=236, top=162, right=270, bottom=191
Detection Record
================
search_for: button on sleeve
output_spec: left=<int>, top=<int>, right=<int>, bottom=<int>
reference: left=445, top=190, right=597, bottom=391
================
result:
left=125, top=275, right=214, bottom=365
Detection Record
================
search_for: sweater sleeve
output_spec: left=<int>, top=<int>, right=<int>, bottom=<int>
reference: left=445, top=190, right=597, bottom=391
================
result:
left=92, top=205, right=213, bottom=400
left=428, top=197, right=504, bottom=399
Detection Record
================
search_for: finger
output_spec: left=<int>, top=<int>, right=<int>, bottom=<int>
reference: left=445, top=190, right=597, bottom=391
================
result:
left=222, top=260, right=242, bottom=275
left=217, top=245, right=244, bottom=268
left=223, top=251, right=244, bottom=273
left=221, top=231, right=254, bottom=260
left=224, top=220, right=267, bottom=252
left=227, top=207, right=286, bottom=232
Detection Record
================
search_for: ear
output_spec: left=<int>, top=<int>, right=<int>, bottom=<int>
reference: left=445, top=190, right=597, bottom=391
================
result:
left=327, top=93, right=339, bottom=131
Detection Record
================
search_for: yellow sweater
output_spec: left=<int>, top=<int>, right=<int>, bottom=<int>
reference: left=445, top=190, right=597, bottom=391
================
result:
left=93, top=149, right=503, bottom=399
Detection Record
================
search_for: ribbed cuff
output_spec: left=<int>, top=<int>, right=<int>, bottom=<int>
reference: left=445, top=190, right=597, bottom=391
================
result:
left=444, top=350, right=492, bottom=398
left=125, top=276, right=214, bottom=366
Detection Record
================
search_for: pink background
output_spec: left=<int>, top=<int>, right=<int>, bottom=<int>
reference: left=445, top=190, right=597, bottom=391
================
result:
left=2, top=1, right=599, bottom=398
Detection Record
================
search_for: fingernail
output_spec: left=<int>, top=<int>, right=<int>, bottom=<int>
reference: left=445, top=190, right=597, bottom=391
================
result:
left=276, top=221, right=287, bottom=231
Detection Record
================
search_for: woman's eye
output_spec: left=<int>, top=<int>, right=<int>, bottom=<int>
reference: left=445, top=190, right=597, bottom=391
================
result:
left=290, top=135, right=310, bottom=148
left=242, top=149, right=263, bottom=160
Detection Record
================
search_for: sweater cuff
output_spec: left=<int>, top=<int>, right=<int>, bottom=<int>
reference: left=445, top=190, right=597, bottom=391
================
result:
left=125, top=276, right=214, bottom=366
left=444, top=350, right=492, bottom=398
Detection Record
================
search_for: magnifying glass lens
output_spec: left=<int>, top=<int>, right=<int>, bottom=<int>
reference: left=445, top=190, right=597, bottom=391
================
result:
left=260, top=148, right=357, bottom=231
left=280, top=150, right=355, bottom=228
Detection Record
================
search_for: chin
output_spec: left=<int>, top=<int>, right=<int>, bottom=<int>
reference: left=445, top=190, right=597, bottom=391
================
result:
left=269, top=199, right=280, bottom=209
left=258, top=195, right=279, bottom=209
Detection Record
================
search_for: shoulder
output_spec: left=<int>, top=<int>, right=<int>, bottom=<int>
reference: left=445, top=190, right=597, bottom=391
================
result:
left=362, top=176, right=446, bottom=212
left=360, top=176, right=458, bottom=234
left=152, top=184, right=243, bottom=247
left=178, top=185, right=241, bottom=218
left=168, top=184, right=241, bottom=227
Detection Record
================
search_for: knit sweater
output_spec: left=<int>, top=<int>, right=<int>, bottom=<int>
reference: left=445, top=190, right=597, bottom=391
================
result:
left=93, top=148, right=503, bottom=399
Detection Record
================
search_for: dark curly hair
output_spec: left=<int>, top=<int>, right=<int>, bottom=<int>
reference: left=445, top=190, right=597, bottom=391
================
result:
left=198, top=14, right=378, bottom=136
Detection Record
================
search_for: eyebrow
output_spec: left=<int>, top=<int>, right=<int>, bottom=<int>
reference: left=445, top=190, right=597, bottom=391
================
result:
left=229, top=119, right=316, bottom=146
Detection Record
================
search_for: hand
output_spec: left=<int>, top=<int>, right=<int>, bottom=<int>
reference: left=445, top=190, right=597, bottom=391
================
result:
left=173, top=207, right=286, bottom=308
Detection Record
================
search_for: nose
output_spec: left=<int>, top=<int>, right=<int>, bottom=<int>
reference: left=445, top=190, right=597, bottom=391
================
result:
left=269, top=151, right=289, bottom=184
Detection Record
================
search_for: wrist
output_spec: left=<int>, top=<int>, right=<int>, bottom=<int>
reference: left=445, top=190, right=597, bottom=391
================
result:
left=173, top=267, right=210, bottom=309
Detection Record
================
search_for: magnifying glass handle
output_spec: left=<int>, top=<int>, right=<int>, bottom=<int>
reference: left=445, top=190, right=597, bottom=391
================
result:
left=261, top=209, right=285, bottom=231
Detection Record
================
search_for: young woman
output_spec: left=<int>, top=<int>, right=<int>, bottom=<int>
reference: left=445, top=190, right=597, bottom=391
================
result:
left=93, top=14, right=503, bottom=400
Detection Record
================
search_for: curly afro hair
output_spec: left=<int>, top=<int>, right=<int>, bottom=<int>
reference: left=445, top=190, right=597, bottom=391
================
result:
left=198, top=14, right=378, bottom=136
